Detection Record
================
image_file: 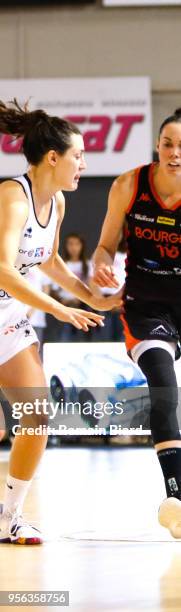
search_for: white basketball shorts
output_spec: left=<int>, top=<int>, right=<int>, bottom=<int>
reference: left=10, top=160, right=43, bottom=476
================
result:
left=0, top=315, right=39, bottom=365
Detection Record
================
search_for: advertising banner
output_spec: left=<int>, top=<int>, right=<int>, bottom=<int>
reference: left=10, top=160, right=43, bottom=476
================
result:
left=43, top=342, right=181, bottom=436
left=0, top=77, right=151, bottom=177
left=103, top=0, right=181, bottom=6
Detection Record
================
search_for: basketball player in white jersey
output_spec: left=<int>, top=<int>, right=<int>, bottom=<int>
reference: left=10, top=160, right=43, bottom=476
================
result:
left=0, top=99, right=121, bottom=544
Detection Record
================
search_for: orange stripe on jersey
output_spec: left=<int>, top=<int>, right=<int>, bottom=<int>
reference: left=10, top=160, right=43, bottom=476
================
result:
left=120, top=312, right=140, bottom=352
left=149, top=163, right=181, bottom=210
left=126, top=166, right=143, bottom=214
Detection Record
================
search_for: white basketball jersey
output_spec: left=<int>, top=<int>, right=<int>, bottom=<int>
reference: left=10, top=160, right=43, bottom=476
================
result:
left=0, top=173, right=57, bottom=327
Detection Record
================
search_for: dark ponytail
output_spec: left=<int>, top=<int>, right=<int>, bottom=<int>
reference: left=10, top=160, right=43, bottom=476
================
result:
left=0, top=98, right=81, bottom=165
left=159, top=107, right=181, bottom=136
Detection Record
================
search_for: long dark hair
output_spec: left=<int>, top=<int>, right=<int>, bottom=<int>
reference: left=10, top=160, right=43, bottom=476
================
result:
left=159, top=108, right=181, bottom=136
left=62, top=233, right=88, bottom=278
left=0, top=98, right=81, bottom=164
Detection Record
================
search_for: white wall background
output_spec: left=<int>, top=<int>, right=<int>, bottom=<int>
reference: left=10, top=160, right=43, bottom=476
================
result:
left=0, top=3, right=180, bottom=145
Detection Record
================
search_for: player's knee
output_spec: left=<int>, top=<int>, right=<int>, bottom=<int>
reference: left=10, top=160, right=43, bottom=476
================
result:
left=20, top=398, right=49, bottom=430
left=138, top=348, right=180, bottom=444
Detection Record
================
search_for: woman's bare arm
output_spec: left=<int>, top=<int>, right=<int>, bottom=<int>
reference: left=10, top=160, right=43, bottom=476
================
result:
left=0, top=181, right=59, bottom=315
left=40, top=193, right=122, bottom=311
left=0, top=183, right=105, bottom=330
left=92, top=169, right=136, bottom=287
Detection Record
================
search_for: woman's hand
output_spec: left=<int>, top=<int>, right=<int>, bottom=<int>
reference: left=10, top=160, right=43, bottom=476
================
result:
left=92, top=264, right=120, bottom=289
left=89, top=287, right=124, bottom=312
left=52, top=303, right=105, bottom=331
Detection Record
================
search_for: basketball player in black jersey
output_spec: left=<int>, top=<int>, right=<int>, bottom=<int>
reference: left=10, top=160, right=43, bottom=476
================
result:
left=93, top=108, right=181, bottom=539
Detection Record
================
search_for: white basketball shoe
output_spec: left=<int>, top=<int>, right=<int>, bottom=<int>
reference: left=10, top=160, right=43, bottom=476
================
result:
left=158, top=497, right=181, bottom=539
left=0, top=503, right=42, bottom=544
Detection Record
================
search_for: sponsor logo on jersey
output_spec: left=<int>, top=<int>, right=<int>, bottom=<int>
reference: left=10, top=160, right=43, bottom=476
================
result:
left=0, top=290, right=11, bottom=299
left=19, top=249, right=34, bottom=257
left=3, top=319, right=30, bottom=336
left=4, top=325, right=16, bottom=335
left=143, top=259, right=160, bottom=269
left=135, top=226, right=181, bottom=244
left=137, top=265, right=173, bottom=275
left=157, top=216, right=175, bottom=226
left=24, top=329, right=31, bottom=337
left=130, top=213, right=154, bottom=223
left=35, top=247, right=44, bottom=257
left=24, top=227, right=32, bottom=238
left=126, top=295, right=134, bottom=301
left=174, top=268, right=181, bottom=275
left=138, top=193, right=150, bottom=202
left=19, top=262, right=37, bottom=275
left=15, top=319, right=30, bottom=330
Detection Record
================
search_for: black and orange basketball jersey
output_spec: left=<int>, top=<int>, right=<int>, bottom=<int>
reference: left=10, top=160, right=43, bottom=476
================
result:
left=125, top=163, right=181, bottom=301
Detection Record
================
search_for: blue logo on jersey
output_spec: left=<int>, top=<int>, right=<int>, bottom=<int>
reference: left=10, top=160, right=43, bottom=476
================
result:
left=24, top=227, right=32, bottom=238
left=144, top=259, right=160, bottom=269
left=35, top=247, right=44, bottom=257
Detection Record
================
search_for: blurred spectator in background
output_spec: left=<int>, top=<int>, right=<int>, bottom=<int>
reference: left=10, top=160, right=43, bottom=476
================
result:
left=89, top=234, right=126, bottom=341
left=27, top=266, right=51, bottom=359
left=49, top=233, right=92, bottom=342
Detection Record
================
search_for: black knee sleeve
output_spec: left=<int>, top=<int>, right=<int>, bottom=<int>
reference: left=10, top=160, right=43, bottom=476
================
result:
left=138, top=348, right=180, bottom=445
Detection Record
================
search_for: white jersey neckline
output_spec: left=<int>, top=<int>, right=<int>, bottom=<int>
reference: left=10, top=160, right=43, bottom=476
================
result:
left=13, top=173, right=54, bottom=229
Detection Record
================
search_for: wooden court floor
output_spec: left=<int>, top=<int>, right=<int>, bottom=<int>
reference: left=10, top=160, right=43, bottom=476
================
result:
left=0, top=445, right=181, bottom=612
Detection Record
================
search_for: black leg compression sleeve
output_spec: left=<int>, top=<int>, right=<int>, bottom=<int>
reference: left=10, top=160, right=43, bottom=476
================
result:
left=157, top=448, right=181, bottom=500
left=138, top=348, right=180, bottom=445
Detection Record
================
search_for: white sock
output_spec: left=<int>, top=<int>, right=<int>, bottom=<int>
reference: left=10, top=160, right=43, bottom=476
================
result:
left=3, top=475, right=32, bottom=515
